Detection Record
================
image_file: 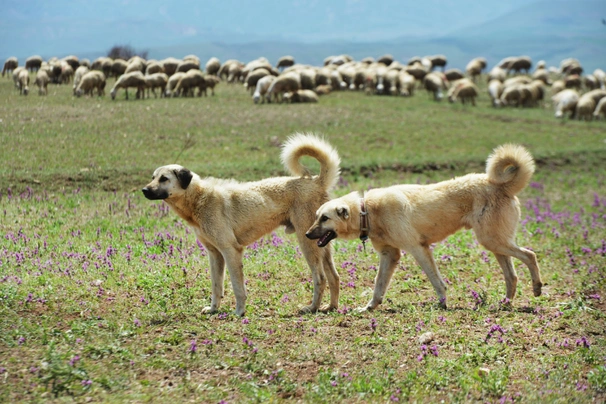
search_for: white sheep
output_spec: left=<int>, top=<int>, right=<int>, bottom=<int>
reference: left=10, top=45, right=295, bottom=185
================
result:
left=161, top=57, right=181, bottom=76
left=252, top=75, right=276, bottom=104
left=25, top=55, right=43, bottom=72
left=72, top=66, right=90, bottom=95
left=276, top=55, right=295, bottom=70
left=204, top=75, right=220, bottom=96
left=173, top=69, right=206, bottom=97
left=165, top=72, right=186, bottom=97
left=2, top=57, right=18, bottom=77
left=12, top=66, right=25, bottom=89
left=205, top=57, right=221, bottom=76
left=593, top=96, right=606, bottom=120
left=75, top=71, right=106, bottom=97
left=284, top=89, right=319, bottom=103
left=488, top=79, right=504, bottom=107
left=465, top=58, right=485, bottom=82
left=444, top=69, right=464, bottom=81
left=111, top=59, right=128, bottom=78
left=17, top=69, right=29, bottom=95
left=552, top=89, right=579, bottom=119
left=176, top=60, right=200, bottom=73
left=487, top=66, right=507, bottom=82
left=428, top=55, right=447, bottom=71
left=110, top=71, right=146, bottom=100
left=266, top=72, right=301, bottom=103
left=145, top=73, right=169, bottom=98
left=35, top=69, right=49, bottom=96
left=593, top=69, right=606, bottom=89
left=575, top=89, right=606, bottom=120
left=398, top=71, right=416, bottom=96
left=244, top=68, right=270, bottom=94
left=125, top=59, right=145, bottom=75
left=447, top=79, right=479, bottom=105
left=423, top=72, right=448, bottom=101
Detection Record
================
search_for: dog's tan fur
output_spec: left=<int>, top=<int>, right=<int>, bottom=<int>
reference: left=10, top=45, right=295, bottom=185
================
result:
left=143, top=133, right=341, bottom=316
left=307, top=144, right=542, bottom=310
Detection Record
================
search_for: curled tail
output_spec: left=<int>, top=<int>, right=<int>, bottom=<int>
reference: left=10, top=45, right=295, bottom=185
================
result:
left=486, top=144, right=535, bottom=196
left=280, top=132, right=341, bottom=191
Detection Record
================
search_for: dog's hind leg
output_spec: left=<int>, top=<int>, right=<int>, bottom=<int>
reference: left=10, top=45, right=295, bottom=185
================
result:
left=489, top=244, right=542, bottom=297
left=322, top=248, right=340, bottom=312
left=203, top=245, right=226, bottom=314
left=408, top=245, right=448, bottom=308
left=223, top=246, right=247, bottom=316
left=493, top=253, right=518, bottom=300
left=362, top=245, right=401, bottom=311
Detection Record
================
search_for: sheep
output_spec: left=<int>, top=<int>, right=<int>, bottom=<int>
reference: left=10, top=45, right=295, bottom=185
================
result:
left=377, top=54, right=394, bottom=66
left=205, top=57, right=221, bottom=76
left=552, top=89, right=579, bottom=119
left=531, top=68, right=550, bottom=85
left=536, top=60, right=546, bottom=70
left=423, top=72, right=448, bottom=101
left=176, top=60, right=199, bottom=73
left=314, top=84, right=332, bottom=95
left=398, top=71, right=416, bottom=96
left=204, top=75, right=220, bottom=95
left=583, top=75, right=600, bottom=91
left=575, top=93, right=598, bottom=121
left=360, top=57, right=375, bottom=65
left=80, top=59, right=91, bottom=68
left=465, top=58, right=485, bottom=82
left=496, top=57, right=516, bottom=70
left=61, top=55, right=80, bottom=71
left=111, top=59, right=128, bottom=78
left=298, top=68, right=316, bottom=90
left=227, top=62, right=244, bottom=83
left=551, top=80, right=565, bottom=95
left=508, top=56, right=532, bottom=74
left=252, top=75, right=276, bottom=104
left=276, top=56, right=295, bottom=70
left=444, top=69, right=464, bottom=81
left=487, top=66, right=507, bottom=82
left=91, top=57, right=113, bottom=77
left=488, top=79, right=504, bottom=107
left=145, top=61, right=163, bottom=75
left=59, top=63, right=74, bottom=84
left=2, top=57, right=18, bottom=77
left=503, top=76, right=531, bottom=88
left=560, top=59, right=583, bottom=75
left=500, top=85, right=522, bottom=107
left=405, top=63, right=428, bottom=82
left=244, top=68, right=270, bottom=94
left=329, top=69, right=343, bottom=90
left=593, top=69, right=606, bottom=89
left=75, top=71, right=106, bottom=97
left=145, top=73, right=169, bottom=98
left=35, top=70, right=49, bottom=95
left=527, top=80, right=546, bottom=107
left=12, top=67, right=25, bottom=89
left=218, top=59, right=243, bottom=80
left=447, top=79, right=479, bottom=105
left=266, top=72, right=301, bottom=103
left=25, top=55, right=43, bottom=72
left=593, top=97, right=606, bottom=120
left=173, top=69, right=206, bottom=97
left=183, top=54, right=200, bottom=66
left=125, top=59, right=145, bottom=75
left=165, top=72, right=185, bottom=97
left=110, top=71, right=146, bottom=100
left=17, top=69, right=30, bottom=95
left=161, top=57, right=181, bottom=76
left=284, top=89, right=319, bottom=103
left=73, top=66, right=90, bottom=95
left=429, top=54, right=447, bottom=71
left=564, top=74, right=581, bottom=90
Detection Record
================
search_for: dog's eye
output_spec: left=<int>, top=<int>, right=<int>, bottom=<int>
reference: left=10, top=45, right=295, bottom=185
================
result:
left=320, top=215, right=329, bottom=222
left=159, top=176, right=168, bottom=183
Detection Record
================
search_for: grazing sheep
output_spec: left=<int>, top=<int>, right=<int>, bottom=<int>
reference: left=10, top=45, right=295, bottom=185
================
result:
left=2, top=57, right=18, bottom=77
left=575, top=93, right=599, bottom=121
left=266, top=72, right=301, bottom=103
left=360, top=57, right=375, bottom=65
left=551, top=80, right=565, bottom=95
left=552, top=89, right=579, bottom=119
left=17, top=69, right=30, bottom=95
left=527, top=80, right=546, bottom=107
left=205, top=57, right=221, bottom=76
left=110, top=71, right=146, bottom=100
left=405, top=63, right=428, bottom=82
left=504, top=76, right=531, bottom=88
left=111, top=59, right=128, bottom=78
left=423, top=72, right=448, bottom=101
left=125, top=59, right=145, bottom=75
left=531, top=68, right=550, bottom=85
left=204, top=75, right=220, bottom=95
left=487, top=66, right=507, bottom=82
left=488, top=79, right=504, bottom=107
left=276, top=55, right=295, bottom=70
left=252, top=75, right=276, bottom=104
left=564, top=74, right=581, bottom=90
left=176, top=60, right=199, bottom=73
left=593, top=69, right=606, bottom=89
left=80, top=59, right=91, bottom=68
left=75, top=71, right=106, bottom=97
left=560, top=59, right=583, bottom=75
left=500, top=85, right=522, bottom=107
left=298, top=68, right=316, bottom=90
left=165, top=72, right=186, bottom=97
left=91, top=57, right=113, bottom=77
left=447, top=79, right=479, bottom=105
left=244, top=68, right=270, bottom=94
left=25, top=55, right=43, bottom=72
left=284, top=89, right=319, bottom=103
left=593, top=97, right=606, bottom=120
left=407, top=56, right=422, bottom=66
left=398, top=72, right=416, bottom=96
left=444, top=69, right=464, bottom=81
left=497, top=57, right=516, bottom=70
left=465, top=58, right=485, bottom=82
left=173, top=69, right=206, bottom=97
left=183, top=54, right=200, bottom=66
left=583, top=75, right=600, bottom=91
left=62, top=55, right=80, bottom=71
left=73, top=66, right=90, bottom=95
left=508, top=56, right=532, bottom=74
left=145, top=61, right=163, bottom=75
left=429, top=54, right=447, bottom=71
left=377, top=54, right=394, bottom=66
left=218, top=59, right=243, bottom=80
left=145, top=73, right=169, bottom=98
left=161, top=57, right=181, bottom=76
left=59, top=63, right=74, bottom=84
left=35, top=70, right=49, bottom=95
left=12, top=67, right=25, bottom=89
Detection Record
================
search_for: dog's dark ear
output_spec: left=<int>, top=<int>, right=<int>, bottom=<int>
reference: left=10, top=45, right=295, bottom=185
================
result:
left=336, top=206, right=349, bottom=219
left=174, top=168, right=193, bottom=189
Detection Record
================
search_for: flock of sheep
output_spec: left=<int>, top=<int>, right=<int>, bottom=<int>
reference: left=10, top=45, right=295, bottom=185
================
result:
left=3, top=53, right=606, bottom=120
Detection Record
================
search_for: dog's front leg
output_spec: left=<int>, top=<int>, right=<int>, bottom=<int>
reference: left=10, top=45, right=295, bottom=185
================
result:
left=224, top=246, right=247, bottom=316
left=203, top=245, right=225, bottom=314
left=408, top=245, right=448, bottom=308
left=361, top=246, right=401, bottom=311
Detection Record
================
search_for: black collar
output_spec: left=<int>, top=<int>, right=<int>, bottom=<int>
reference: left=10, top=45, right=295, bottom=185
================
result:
left=359, top=197, right=369, bottom=242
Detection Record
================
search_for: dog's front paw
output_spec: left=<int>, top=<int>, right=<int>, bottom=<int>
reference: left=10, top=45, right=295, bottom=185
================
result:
left=234, top=307, right=246, bottom=317
left=355, top=305, right=373, bottom=313
left=298, top=304, right=319, bottom=314
left=319, top=304, right=337, bottom=313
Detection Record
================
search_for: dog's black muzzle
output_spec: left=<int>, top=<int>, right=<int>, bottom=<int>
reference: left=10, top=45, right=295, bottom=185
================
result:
left=142, top=187, right=167, bottom=200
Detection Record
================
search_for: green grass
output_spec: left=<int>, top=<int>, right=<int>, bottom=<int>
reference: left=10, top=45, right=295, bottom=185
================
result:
left=0, top=73, right=605, bottom=403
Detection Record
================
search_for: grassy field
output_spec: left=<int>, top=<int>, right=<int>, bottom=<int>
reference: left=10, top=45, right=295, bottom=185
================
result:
left=0, top=74, right=605, bottom=403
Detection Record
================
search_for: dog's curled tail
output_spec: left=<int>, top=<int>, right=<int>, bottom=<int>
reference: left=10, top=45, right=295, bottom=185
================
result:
left=486, top=144, right=535, bottom=196
left=281, top=132, right=341, bottom=190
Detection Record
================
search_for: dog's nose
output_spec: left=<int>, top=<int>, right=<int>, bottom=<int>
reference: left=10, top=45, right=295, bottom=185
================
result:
left=305, top=232, right=313, bottom=239
left=142, top=187, right=151, bottom=198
